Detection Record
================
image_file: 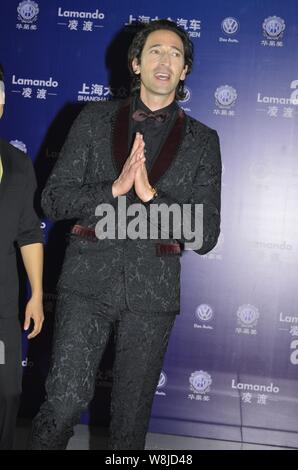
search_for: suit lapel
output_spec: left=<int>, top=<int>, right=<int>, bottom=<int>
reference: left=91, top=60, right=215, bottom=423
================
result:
left=112, top=97, right=186, bottom=187
left=112, top=98, right=130, bottom=179
left=149, top=107, right=185, bottom=186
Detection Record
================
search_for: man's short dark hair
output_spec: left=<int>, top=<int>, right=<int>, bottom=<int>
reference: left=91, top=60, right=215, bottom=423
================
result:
left=127, top=19, right=194, bottom=101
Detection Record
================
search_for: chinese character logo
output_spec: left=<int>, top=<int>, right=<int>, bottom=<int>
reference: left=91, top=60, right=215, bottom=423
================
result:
left=17, top=1, right=39, bottom=23
left=215, top=85, right=237, bottom=109
left=263, top=16, right=285, bottom=40
left=189, top=370, right=212, bottom=394
left=237, top=304, right=260, bottom=328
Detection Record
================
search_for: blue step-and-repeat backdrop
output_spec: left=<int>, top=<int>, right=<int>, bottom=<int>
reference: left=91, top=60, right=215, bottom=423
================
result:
left=1, top=0, right=298, bottom=448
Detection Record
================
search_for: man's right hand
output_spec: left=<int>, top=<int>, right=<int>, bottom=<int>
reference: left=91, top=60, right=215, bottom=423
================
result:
left=112, top=132, right=146, bottom=197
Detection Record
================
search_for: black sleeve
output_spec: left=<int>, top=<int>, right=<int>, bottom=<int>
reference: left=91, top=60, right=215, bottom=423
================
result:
left=141, top=130, right=222, bottom=255
left=41, top=103, right=116, bottom=221
left=17, top=156, right=44, bottom=248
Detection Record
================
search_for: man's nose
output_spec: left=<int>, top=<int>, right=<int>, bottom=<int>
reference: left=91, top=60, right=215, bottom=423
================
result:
left=159, top=51, right=171, bottom=65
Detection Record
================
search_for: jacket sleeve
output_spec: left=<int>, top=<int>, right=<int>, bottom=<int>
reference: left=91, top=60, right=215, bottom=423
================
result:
left=17, top=156, right=44, bottom=247
left=41, top=103, right=116, bottom=221
left=141, top=130, right=222, bottom=255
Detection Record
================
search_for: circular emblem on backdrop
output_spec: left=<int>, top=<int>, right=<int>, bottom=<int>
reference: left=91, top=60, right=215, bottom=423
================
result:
left=157, top=371, right=167, bottom=388
left=189, top=370, right=212, bottom=394
left=263, top=16, right=285, bottom=40
left=195, top=304, right=213, bottom=322
left=215, top=85, right=237, bottom=109
left=10, top=140, right=27, bottom=153
left=179, top=86, right=191, bottom=104
left=237, top=304, right=260, bottom=326
left=221, top=17, right=239, bottom=35
left=17, top=0, right=39, bottom=23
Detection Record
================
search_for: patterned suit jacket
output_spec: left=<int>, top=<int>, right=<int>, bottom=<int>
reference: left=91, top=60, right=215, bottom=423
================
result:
left=41, top=97, right=221, bottom=314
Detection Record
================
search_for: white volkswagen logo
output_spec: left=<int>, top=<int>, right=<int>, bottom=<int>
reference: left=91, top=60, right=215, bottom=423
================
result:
left=195, top=304, right=213, bottom=322
left=222, top=17, right=239, bottom=35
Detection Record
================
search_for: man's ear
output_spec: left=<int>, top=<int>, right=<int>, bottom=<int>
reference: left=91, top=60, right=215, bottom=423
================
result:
left=180, top=64, right=188, bottom=81
left=132, top=58, right=140, bottom=75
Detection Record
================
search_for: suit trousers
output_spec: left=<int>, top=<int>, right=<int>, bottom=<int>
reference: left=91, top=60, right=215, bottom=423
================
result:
left=0, top=316, right=22, bottom=450
left=29, top=265, right=176, bottom=450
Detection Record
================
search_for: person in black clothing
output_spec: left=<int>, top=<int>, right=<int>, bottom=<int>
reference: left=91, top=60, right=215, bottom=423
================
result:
left=0, top=65, right=44, bottom=450
left=29, top=20, right=221, bottom=450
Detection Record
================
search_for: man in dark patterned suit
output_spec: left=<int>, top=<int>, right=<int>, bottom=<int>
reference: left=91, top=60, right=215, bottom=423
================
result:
left=29, top=20, right=221, bottom=450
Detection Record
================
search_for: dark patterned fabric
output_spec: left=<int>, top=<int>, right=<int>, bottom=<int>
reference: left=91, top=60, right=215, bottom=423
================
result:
left=29, top=269, right=176, bottom=450
left=40, top=98, right=222, bottom=315
left=29, top=97, right=221, bottom=450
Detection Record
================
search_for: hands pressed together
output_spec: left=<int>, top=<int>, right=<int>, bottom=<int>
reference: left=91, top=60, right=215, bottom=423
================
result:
left=112, top=132, right=155, bottom=202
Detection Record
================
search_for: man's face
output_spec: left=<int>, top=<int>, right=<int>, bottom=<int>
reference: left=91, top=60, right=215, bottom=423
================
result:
left=132, top=29, right=188, bottom=100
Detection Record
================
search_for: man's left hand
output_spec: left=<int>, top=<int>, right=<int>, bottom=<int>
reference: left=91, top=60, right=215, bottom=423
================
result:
left=24, top=295, right=44, bottom=339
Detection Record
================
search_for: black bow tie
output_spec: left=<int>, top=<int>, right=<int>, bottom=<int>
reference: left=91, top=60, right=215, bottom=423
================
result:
left=132, top=109, right=170, bottom=124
